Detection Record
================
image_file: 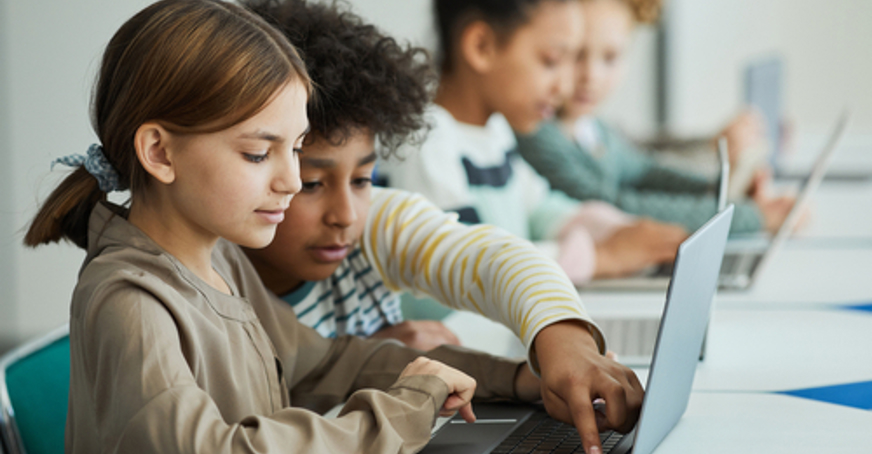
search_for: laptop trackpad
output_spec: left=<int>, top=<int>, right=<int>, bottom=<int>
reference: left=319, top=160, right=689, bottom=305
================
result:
left=421, top=404, right=532, bottom=454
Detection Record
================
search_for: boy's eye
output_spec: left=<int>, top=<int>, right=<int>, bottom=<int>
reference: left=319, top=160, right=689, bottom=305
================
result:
left=352, top=177, right=373, bottom=188
left=243, top=152, right=268, bottom=163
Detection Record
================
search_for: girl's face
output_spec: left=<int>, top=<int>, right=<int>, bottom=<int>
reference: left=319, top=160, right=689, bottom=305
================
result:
left=483, top=0, right=586, bottom=133
left=161, top=82, right=309, bottom=249
left=246, top=131, right=375, bottom=295
left=563, top=0, right=634, bottom=119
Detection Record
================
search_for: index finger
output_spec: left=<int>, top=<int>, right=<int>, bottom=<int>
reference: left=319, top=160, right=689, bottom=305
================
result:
left=569, top=392, right=603, bottom=454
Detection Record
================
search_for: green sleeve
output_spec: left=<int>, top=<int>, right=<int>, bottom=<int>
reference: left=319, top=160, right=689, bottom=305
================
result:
left=516, top=122, right=622, bottom=202
left=516, top=121, right=763, bottom=233
left=615, top=190, right=762, bottom=233
left=598, top=122, right=712, bottom=193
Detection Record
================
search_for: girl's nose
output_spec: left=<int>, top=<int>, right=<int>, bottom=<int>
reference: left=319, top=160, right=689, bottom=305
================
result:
left=274, top=150, right=302, bottom=195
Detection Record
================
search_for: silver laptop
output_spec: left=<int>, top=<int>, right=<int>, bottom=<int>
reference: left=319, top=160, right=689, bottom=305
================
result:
left=421, top=206, right=734, bottom=454
left=586, top=110, right=850, bottom=293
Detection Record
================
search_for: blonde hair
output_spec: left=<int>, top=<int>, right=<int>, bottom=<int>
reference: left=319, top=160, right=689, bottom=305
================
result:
left=624, top=0, right=662, bottom=23
left=584, top=0, right=662, bottom=24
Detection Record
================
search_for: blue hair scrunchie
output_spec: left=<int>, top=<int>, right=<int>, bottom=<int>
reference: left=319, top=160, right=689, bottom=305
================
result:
left=51, top=144, right=123, bottom=192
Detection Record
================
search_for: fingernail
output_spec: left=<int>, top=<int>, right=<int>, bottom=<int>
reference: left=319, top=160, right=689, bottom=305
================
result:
left=588, top=446, right=602, bottom=454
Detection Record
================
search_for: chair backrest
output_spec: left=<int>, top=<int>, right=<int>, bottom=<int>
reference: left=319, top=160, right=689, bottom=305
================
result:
left=0, top=325, right=70, bottom=454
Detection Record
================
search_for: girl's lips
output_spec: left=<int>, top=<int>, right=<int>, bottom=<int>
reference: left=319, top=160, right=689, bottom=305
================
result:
left=309, top=245, right=351, bottom=262
left=256, top=210, right=285, bottom=224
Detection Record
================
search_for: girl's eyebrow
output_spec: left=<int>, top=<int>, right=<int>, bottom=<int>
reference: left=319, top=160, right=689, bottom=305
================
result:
left=238, top=124, right=309, bottom=143
left=239, top=130, right=285, bottom=143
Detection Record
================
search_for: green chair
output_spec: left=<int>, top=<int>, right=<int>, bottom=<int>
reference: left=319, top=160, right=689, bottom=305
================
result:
left=0, top=325, right=70, bottom=454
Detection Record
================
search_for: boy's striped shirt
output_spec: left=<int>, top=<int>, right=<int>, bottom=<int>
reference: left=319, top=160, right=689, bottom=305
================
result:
left=284, top=187, right=604, bottom=368
left=280, top=247, right=403, bottom=338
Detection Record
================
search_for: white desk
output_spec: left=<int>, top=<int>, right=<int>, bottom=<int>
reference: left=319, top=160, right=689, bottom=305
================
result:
left=443, top=178, right=872, bottom=453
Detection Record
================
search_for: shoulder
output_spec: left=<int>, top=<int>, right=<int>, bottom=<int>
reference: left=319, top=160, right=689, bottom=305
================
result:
left=395, top=105, right=460, bottom=158
left=517, top=121, right=572, bottom=153
left=72, top=247, right=185, bottom=330
left=369, top=187, right=443, bottom=221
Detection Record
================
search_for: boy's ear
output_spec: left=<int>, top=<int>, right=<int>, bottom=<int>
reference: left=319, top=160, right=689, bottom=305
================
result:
left=459, top=20, right=499, bottom=73
left=134, top=122, right=176, bottom=185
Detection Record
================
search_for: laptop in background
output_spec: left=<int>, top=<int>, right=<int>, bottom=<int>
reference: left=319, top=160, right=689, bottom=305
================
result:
left=586, top=110, right=849, bottom=293
left=421, top=206, right=734, bottom=454
left=717, top=109, right=850, bottom=290
left=744, top=56, right=784, bottom=168
left=584, top=138, right=731, bottom=292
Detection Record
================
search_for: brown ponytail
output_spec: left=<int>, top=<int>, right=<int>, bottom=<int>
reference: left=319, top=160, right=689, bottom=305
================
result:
left=24, top=0, right=311, bottom=249
left=23, top=168, right=104, bottom=249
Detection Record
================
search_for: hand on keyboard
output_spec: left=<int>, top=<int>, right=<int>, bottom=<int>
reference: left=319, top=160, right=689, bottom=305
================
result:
left=533, top=321, right=644, bottom=454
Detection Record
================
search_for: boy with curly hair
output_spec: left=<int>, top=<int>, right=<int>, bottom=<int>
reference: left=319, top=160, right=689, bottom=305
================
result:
left=243, top=1, right=643, bottom=449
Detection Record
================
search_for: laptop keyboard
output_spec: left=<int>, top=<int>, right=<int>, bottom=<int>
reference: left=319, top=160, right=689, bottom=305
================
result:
left=489, top=410, right=623, bottom=454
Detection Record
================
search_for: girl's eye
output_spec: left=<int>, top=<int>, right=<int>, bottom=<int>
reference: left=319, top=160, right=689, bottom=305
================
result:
left=301, top=181, right=321, bottom=192
left=243, top=152, right=268, bottom=163
left=293, top=148, right=304, bottom=155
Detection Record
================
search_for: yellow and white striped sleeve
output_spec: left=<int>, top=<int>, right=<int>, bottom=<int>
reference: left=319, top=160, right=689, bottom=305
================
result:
left=361, top=187, right=605, bottom=364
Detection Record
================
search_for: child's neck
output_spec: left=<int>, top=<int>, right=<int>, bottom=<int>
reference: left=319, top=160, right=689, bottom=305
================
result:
left=435, top=71, right=493, bottom=127
left=128, top=198, right=230, bottom=295
left=558, top=114, right=581, bottom=136
left=246, top=254, right=304, bottom=297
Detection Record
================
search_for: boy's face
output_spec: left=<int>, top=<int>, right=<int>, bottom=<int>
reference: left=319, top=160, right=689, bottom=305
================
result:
left=481, top=0, right=585, bottom=133
left=246, top=131, right=376, bottom=296
left=563, top=0, right=633, bottom=119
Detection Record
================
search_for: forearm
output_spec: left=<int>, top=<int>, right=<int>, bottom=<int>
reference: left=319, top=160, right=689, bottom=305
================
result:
left=365, top=188, right=605, bottom=368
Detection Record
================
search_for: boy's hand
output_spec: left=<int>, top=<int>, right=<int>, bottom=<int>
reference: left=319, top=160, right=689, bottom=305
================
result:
left=371, top=320, right=461, bottom=351
left=594, top=220, right=688, bottom=278
left=400, top=357, right=477, bottom=422
left=534, top=321, right=644, bottom=454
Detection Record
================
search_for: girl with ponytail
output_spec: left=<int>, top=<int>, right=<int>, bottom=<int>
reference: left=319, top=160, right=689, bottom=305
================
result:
left=24, top=1, right=532, bottom=452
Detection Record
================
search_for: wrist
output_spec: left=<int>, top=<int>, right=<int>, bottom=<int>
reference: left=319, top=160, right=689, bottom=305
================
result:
left=534, top=320, right=601, bottom=354
left=513, top=362, right=541, bottom=402
left=592, top=244, right=615, bottom=278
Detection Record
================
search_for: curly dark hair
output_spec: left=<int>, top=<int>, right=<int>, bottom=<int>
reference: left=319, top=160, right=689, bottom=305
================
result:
left=244, top=0, right=435, bottom=158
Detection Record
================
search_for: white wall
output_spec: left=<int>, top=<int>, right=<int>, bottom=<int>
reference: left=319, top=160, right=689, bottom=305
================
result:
left=1, top=0, right=17, bottom=350
left=0, top=0, right=152, bottom=348
left=665, top=0, right=872, bottom=138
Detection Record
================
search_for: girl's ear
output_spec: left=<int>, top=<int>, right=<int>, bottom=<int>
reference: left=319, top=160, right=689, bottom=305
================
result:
left=459, top=20, right=499, bottom=74
left=134, top=122, right=175, bottom=185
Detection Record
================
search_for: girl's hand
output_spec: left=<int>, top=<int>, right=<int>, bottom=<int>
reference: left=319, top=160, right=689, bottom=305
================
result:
left=594, top=220, right=688, bottom=278
left=720, top=109, right=767, bottom=165
left=514, top=364, right=542, bottom=402
left=399, top=357, right=477, bottom=422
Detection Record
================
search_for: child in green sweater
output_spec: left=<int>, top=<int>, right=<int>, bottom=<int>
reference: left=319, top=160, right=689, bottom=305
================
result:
left=516, top=0, right=796, bottom=234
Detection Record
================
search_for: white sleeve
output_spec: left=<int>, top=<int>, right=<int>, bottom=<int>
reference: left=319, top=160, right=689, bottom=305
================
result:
left=361, top=188, right=606, bottom=371
left=379, top=111, right=473, bottom=211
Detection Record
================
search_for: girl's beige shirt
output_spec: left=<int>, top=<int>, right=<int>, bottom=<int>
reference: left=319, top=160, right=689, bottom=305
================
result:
left=66, top=202, right=522, bottom=454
